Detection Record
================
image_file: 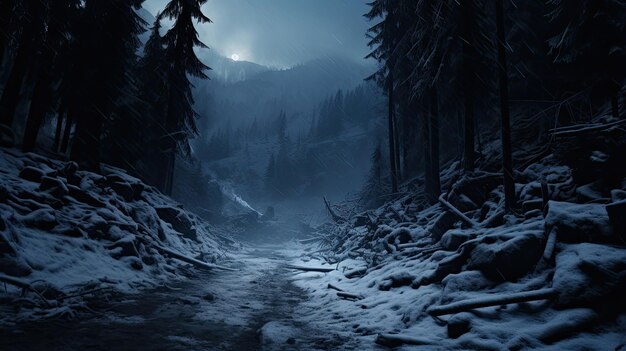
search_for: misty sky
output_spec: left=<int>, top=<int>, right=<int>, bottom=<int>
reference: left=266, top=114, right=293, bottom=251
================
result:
left=143, top=0, right=372, bottom=68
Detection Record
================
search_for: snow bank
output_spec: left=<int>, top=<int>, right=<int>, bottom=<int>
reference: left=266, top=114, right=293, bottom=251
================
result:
left=293, top=151, right=626, bottom=349
left=0, top=148, right=234, bottom=322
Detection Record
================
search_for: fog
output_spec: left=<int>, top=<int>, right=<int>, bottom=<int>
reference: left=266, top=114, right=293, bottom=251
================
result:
left=143, top=0, right=372, bottom=68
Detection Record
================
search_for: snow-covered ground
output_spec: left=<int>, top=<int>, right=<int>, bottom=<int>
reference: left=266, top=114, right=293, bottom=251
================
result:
left=285, top=123, right=626, bottom=350
left=2, top=245, right=360, bottom=350
left=0, top=147, right=234, bottom=324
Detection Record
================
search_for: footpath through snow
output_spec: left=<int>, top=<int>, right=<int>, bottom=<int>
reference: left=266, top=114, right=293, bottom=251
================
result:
left=2, top=245, right=359, bottom=350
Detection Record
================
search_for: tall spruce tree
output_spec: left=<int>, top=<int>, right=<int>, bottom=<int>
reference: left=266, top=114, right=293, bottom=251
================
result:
left=547, top=0, right=626, bottom=118
left=365, top=0, right=399, bottom=194
left=68, top=0, right=146, bottom=170
left=22, top=0, right=81, bottom=151
left=158, top=0, right=211, bottom=195
left=495, top=0, right=516, bottom=211
left=0, top=0, right=46, bottom=127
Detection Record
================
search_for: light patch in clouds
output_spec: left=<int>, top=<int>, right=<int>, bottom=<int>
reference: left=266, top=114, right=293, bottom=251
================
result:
left=143, top=0, right=371, bottom=68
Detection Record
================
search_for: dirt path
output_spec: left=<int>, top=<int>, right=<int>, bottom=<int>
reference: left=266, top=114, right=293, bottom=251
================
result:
left=0, top=245, right=354, bottom=351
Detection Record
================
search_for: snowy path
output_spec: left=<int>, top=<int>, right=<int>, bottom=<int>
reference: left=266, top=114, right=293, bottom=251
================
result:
left=1, top=245, right=356, bottom=351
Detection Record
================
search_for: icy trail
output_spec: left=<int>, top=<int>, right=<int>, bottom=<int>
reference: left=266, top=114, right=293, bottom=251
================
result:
left=0, top=245, right=354, bottom=351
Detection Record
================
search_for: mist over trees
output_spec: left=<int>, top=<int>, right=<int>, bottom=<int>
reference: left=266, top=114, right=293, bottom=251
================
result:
left=0, top=0, right=211, bottom=196
left=361, top=0, right=625, bottom=211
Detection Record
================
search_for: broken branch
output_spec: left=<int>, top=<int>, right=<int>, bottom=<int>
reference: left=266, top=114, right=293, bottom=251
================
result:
left=375, top=334, right=432, bottom=347
left=150, top=244, right=236, bottom=271
left=285, top=265, right=335, bottom=273
left=323, top=196, right=347, bottom=223
left=337, top=291, right=362, bottom=300
left=438, top=194, right=478, bottom=227
left=427, top=288, right=558, bottom=316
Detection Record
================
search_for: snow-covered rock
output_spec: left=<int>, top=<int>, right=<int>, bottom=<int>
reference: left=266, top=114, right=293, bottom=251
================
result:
left=545, top=200, right=613, bottom=243
left=0, top=147, right=234, bottom=322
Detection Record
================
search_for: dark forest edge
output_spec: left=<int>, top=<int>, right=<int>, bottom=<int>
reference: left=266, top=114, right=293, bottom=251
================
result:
left=0, top=0, right=210, bottom=196
left=358, top=0, right=624, bottom=212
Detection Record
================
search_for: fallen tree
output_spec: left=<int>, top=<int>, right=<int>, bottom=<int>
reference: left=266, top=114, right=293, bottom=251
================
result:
left=427, top=288, right=558, bottom=316
left=375, top=333, right=433, bottom=347
left=285, top=265, right=335, bottom=273
left=438, top=194, right=478, bottom=228
left=150, top=244, right=237, bottom=272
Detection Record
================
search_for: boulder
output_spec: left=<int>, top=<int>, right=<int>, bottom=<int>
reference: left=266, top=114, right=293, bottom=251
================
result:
left=0, top=231, right=16, bottom=256
left=18, top=166, right=45, bottom=183
left=447, top=313, right=472, bottom=339
left=0, top=257, right=32, bottom=277
left=67, top=184, right=106, bottom=207
left=428, top=211, right=457, bottom=241
left=39, top=176, right=69, bottom=197
left=155, top=206, right=197, bottom=241
left=440, top=229, right=474, bottom=251
left=442, top=270, right=494, bottom=297
left=553, top=243, right=626, bottom=308
left=467, top=232, right=543, bottom=281
left=545, top=201, right=613, bottom=243
left=19, top=209, right=58, bottom=230
left=107, top=236, right=139, bottom=258
left=110, top=181, right=133, bottom=201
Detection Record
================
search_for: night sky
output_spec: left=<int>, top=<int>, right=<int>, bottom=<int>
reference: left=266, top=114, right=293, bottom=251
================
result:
left=143, top=0, right=372, bottom=68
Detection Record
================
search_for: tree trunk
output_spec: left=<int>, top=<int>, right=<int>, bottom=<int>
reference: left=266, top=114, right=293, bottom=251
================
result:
left=394, top=111, right=401, bottom=181
left=53, top=108, right=66, bottom=152
left=611, top=95, right=620, bottom=119
left=70, top=107, right=101, bottom=171
left=421, top=100, right=433, bottom=203
left=0, top=27, right=34, bottom=127
left=495, top=0, right=515, bottom=211
left=388, top=74, right=398, bottom=193
left=164, top=149, right=175, bottom=195
left=429, top=88, right=441, bottom=201
left=22, top=72, right=53, bottom=152
left=461, top=0, right=476, bottom=171
left=60, top=112, right=74, bottom=154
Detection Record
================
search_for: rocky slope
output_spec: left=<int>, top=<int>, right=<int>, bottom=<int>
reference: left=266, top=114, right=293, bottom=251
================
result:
left=0, top=147, right=236, bottom=324
left=291, top=116, right=626, bottom=350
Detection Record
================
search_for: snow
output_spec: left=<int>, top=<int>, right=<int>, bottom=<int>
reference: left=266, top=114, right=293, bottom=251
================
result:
left=285, top=148, right=626, bottom=349
left=0, top=147, right=234, bottom=323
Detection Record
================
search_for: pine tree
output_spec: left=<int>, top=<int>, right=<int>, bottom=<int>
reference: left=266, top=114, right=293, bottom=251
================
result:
left=360, top=143, right=387, bottom=208
left=547, top=0, right=626, bottom=118
left=22, top=0, right=81, bottom=151
left=159, top=0, right=212, bottom=195
left=264, top=153, right=276, bottom=196
left=68, top=0, right=146, bottom=170
left=133, top=17, right=170, bottom=188
left=0, top=0, right=46, bottom=127
left=365, top=0, right=399, bottom=193
left=0, top=0, right=16, bottom=68
left=495, top=0, right=516, bottom=211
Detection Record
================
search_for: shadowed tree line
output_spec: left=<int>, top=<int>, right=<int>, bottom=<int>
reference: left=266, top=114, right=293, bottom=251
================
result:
left=363, top=0, right=625, bottom=211
left=0, top=0, right=211, bottom=195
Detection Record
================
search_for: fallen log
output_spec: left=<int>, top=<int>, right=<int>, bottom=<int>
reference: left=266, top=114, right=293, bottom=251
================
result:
left=344, top=267, right=367, bottom=279
left=285, top=265, right=335, bottom=273
left=327, top=283, right=344, bottom=292
left=551, top=119, right=626, bottom=137
left=150, top=244, right=237, bottom=272
left=543, top=228, right=558, bottom=261
left=438, top=194, right=478, bottom=228
left=375, top=334, right=432, bottom=347
left=427, top=288, right=557, bottom=316
left=337, top=291, right=362, bottom=300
